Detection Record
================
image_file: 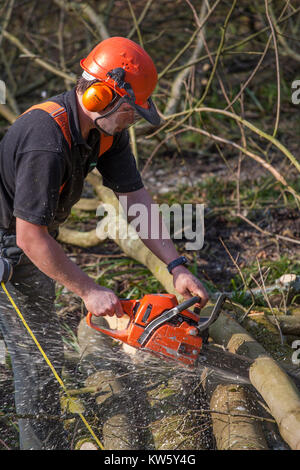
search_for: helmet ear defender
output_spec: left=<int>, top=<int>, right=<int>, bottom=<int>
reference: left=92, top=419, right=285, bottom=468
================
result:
left=82, top=83, right=114, bottom=112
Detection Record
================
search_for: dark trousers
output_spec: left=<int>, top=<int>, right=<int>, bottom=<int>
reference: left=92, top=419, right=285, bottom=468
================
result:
left=0, top=233, right=68, bottom=449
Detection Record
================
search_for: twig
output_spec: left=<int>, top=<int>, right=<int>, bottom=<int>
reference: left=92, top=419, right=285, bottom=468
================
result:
left=264, top=0, right=281, bottom=138
left=224, top=35, right=272, bottom=111
left=127, top=0, right=154, bottom=40
left=0, top=0, right=15, bottom=47
left=141, top=128, right=187, bottom=176
left=167, top=0, right=237, bottom=133
left=52, top=0, right=109, bottom=40
left=164, top=6, right=300, bottom=76
left=0, top=104, right=17, bottom=123
left=269, top=2, right=300, bottom=63
left=181, top=124, right=300, bottom=203
left=57, top=7, right=71, bottom=91
left=161, top=106, right=300, bottom=175
left=2, top=30, right=76, bottom=83
left=126, top=0, right=144, bottom=48
left=219, top=237, right=256, bottom=306
left=237, top=212, right=300, bottom=246
left=158, top=0, right=222, bottom=80
left=226, top=0, right=290, bottom=112
left=188, top=408, right=276, bottom=424
left=197, top=19, right=247, bottom=182
left=163, top=0, right=207, bottom=116
left=0, top=437, right=11, bottom=450
left=255, top=258, right=285, bottom=345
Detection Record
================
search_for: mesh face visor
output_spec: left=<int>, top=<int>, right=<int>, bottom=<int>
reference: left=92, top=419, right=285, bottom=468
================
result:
left=82, top=68, right=161, bottom=126
left=94, top=103, right=140, bottom=134
left=96, top=95, right=161, bottom=126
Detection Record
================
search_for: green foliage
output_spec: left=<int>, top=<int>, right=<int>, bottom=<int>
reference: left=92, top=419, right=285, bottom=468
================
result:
left=61, top=323, right=80, bottom=354
left=238, top=256, right=300, bottom=288
left=83, top=257, right=164, bottom=299
left=158, top=174, right=299, bottom=212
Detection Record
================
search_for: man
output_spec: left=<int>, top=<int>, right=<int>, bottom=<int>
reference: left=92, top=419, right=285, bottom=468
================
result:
left=0, top=37, right=208, bottom=449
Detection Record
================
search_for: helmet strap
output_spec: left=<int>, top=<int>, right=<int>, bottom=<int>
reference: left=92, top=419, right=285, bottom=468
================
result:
left=106, top=68, right=136, bottom=102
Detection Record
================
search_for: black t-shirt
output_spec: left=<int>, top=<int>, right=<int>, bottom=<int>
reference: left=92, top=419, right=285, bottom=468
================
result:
left=0, top=88, right=143, bottom=233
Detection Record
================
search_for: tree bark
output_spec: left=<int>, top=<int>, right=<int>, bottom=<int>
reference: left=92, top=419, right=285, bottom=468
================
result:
left=268, top=315, right=300, bottom=336
left=249, top=357, right=300, bottom=450
left=210, top=310, right=300, bottom=450
left=210, top=384, right=269, bottom=450
left=58, top=226, right=105, bottom=248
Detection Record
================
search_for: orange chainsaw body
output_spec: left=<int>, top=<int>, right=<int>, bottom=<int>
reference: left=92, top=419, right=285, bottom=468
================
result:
left=86, top=294, right=204, bottom=367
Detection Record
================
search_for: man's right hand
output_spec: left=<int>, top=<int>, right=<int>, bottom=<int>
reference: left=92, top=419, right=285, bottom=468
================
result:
left=83, top=286, right=124, bottom=318
left=16, top=219, right=124, bottom=319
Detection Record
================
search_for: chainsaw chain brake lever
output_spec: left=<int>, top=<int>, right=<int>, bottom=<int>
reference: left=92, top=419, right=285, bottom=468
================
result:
left=197, top=293, right=227, bottom=333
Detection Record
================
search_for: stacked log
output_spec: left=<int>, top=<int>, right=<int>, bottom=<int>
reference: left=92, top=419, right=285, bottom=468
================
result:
left=210, top=384, right=268, bottom=450
left=209, top=310, right=300, bottom=450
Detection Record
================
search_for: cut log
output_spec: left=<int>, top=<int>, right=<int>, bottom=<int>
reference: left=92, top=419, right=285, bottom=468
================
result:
left=210, top=310, right=300, bottom=450
left=77, top=316, right=214, bottom=450
left=77, top=316, right=145, bottom=450
left=249, top=357, right=300, bottom=450
left=210, top=384, right=269, bottom=450
left=267, top=315, right=300, bottom=336
left=209, top=311, right=267, bottom=359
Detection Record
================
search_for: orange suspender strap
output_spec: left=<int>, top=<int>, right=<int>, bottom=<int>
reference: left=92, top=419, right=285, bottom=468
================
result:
left=99, top=134, right=113, bottom=155
left=21, top=101, right=114, bottom=193
left=22, top=101, right=72, bottom=150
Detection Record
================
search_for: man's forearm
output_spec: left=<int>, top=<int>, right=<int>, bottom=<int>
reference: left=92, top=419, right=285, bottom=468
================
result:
left=117, top=187, right=180, bottom=266
left=15, top=218, right=126, bottom=317
left=138, top=230, right=179, bottom=266
left=17, top=225, right=95, bottom=298
left=116, top=188, right=209, bottom=307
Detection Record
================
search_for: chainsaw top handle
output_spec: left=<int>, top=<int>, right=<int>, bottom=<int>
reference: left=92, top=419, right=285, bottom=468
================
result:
left=175, top=296, right=201, bottom=312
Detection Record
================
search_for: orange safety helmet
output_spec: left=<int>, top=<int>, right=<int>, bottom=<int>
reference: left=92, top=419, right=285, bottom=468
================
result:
left=80, top=37, right=160, bottom=126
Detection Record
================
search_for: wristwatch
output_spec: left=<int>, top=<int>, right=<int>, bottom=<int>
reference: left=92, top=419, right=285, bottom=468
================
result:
left=167, top=256, right=188, bottom=274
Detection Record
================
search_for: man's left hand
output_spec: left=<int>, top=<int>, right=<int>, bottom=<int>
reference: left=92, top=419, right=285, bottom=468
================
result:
left=172, top=265, right=209, bottom=309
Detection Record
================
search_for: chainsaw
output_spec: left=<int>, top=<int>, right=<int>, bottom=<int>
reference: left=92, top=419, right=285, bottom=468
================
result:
left=86, top=293, right=253, bottom=383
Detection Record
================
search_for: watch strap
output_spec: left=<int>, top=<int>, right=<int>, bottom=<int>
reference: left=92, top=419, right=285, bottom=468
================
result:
left=167, top=256, right=188, bottom=274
